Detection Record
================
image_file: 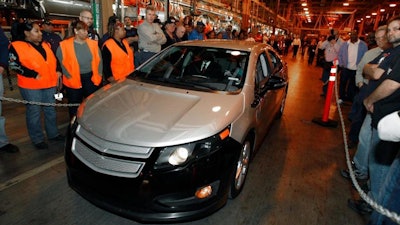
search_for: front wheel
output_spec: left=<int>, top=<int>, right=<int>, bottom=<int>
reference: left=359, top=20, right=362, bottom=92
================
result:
left=229, top=137, right=252, bottom=199
left=277, top=85, right=288, bottom=118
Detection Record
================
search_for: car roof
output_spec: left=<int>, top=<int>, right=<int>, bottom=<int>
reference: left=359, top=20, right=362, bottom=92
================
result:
left=174, top=40, right=272, bottom=53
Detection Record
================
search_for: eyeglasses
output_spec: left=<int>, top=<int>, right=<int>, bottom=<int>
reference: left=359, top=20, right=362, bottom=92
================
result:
left=81, top=16, right=93, bottom=21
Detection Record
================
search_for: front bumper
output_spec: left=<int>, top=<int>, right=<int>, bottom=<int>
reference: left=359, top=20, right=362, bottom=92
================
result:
left=65, top=124, right=242, bottom=223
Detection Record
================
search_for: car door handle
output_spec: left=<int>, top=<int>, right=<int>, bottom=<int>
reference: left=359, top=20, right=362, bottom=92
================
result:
left=251, top=95, right=261, bottom=108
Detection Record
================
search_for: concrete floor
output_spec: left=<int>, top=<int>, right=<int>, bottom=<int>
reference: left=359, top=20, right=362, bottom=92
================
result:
left=0, top=55, right=368, bottom=225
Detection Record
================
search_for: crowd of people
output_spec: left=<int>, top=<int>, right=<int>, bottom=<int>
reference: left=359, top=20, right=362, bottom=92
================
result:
left=279, top=16, right=400, bottom=225
left=308, top=17, right=400, bottom=225
left=343, top=17, right=400, bottom=225
left=0, top=6, right=312, bottom=153
left=1, top=7, right=400, bottom=224
left=275, top=17, right=400, bottom=224
left=0, top=5, right=304, bottom=153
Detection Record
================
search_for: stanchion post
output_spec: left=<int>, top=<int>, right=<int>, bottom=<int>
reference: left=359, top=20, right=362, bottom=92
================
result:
left=312, top=63, right=338, bottom=127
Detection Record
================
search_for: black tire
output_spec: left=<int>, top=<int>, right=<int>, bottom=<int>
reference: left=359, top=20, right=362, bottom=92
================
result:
left=229, top=136, right=252, bottom=199
left=277, top=86, right=288, bottom=118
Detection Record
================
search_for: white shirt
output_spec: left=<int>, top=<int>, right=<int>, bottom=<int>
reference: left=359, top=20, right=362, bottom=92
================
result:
left=347, top=39, right=360, bottom=70
left=292, top=38, right=301, bottom=46
left=201, top=61, right=210, bottom=71
left=378, top=111, right=400, bottom=142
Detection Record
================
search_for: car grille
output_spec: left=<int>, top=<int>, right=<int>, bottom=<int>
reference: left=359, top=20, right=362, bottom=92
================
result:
left=71, top=125, right=154, bottom=178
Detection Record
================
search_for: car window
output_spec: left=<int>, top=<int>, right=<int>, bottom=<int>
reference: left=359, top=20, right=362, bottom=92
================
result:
left=255, top=53, right=272, bottom=93
left=256, top=53, right=270, bottom=81
left=268, top=50, right=282, bottom=71
left=132, top=46, right=249, bottom=93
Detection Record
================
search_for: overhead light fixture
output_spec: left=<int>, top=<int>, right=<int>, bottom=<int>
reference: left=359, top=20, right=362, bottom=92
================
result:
left=343, top=2, right=349, bottom=6
left=366, top=15, right=371, bottom=18
left=389, top=4, right=396, bottom=7
left=50, top=0, right=73, bottom=4
left=371, top=12, right=377, bottom=16
left=304, top=8, right=308, bottom=11
left=380, top=9, right=385, bottom=12
left=301, top=3, right=307, bottom=6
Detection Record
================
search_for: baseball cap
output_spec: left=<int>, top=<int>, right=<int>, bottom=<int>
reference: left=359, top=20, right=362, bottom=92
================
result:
left=43, top=19, right=53, bottom=25
left=165, top=17, right=177, bottom=25
left=377, top=111, right=400, bottom=142
left=196, top=21, right=205, bottom=26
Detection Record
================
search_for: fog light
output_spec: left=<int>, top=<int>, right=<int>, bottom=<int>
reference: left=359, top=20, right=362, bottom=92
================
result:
left=195, top=185, right=212, bottom=199
left=168, top=147, right=189, bottom=165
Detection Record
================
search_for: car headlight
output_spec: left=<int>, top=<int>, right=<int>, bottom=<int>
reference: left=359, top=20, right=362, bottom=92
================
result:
left=168, top=147, right=189, bottom=165
left=154, top=127, right=230, bottom=170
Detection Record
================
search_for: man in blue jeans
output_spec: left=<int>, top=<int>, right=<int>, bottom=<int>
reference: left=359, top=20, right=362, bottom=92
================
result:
left=0, top=26, right=19, bottom=153
left=364, top=16, right=400, bottom=224
left=344, top=23, right=399, bottom=215
left=368, top=111, right=400, bottom=225
left=341, top=26, right=393, bottom=182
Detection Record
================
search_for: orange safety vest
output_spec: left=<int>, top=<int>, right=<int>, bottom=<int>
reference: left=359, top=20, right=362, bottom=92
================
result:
left=103, top=38, right=134, bottom=80
left=11, top=41, right=58, bottom=89
left=59, top=37, right=102, bottom=88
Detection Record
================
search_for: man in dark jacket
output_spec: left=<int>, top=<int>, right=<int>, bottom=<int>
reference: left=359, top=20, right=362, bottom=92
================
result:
left=0, top=26, right=19, bottom=153
left=185, top=52, right=222, bottom=79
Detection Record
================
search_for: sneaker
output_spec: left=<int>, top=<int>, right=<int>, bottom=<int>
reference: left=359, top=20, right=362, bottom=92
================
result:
left=34, top=142, right=48, bottom=149
left=341, top=169, right=368, bottom=181
left=352, top=181, right=369, bottom=193
left=49, top=135, right=65, bottom=142
left=347, top=199, right=373, bottom=215
left=0, top=143, right=19, bottom=153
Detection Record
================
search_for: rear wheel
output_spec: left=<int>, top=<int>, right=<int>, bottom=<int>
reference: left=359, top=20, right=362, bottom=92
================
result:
left=229, top=137, right=252, bottom=198
left=277, top=86, right=288, bottom=118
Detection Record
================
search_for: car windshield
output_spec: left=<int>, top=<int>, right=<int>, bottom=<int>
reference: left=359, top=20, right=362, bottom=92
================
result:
left=132, top=46, right=249, bottom=92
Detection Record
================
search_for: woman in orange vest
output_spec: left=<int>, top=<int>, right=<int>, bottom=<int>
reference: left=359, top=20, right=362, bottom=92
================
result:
left=56, top=21, right=103, bottom=119
left=8, top=21, right=64, bottom=149
left=102, top=21, right=134, bottom=82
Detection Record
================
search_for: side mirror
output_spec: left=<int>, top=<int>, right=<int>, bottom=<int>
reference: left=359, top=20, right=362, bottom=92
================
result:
left=266, top=75, right=287, bottom=90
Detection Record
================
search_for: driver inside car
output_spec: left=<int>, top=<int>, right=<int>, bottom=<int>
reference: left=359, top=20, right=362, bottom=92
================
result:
left=185, top=52, right=222, bottom=79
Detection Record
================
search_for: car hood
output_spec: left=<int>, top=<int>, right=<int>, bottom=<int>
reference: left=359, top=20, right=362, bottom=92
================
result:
left=78, top=81, right=244, bottom=147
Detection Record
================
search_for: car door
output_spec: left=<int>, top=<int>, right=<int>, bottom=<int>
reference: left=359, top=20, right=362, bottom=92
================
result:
left=253, top=52, right=275, bottom=140
left=266, top=49, right=288, bottom=116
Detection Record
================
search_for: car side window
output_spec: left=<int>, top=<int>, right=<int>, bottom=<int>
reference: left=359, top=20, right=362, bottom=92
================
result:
left=256, top=54, right=270, bottom=79
left=268, top=50, right=282, bottom=72
left=255, top=53, right=270, bottom=92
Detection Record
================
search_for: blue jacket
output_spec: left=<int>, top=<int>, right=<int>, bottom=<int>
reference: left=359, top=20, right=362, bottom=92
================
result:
left=338, top=39, right=368, bottom=69
left=188, top=29, right=204, bottom=40
left=0, top=27, right=9, bottom=68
